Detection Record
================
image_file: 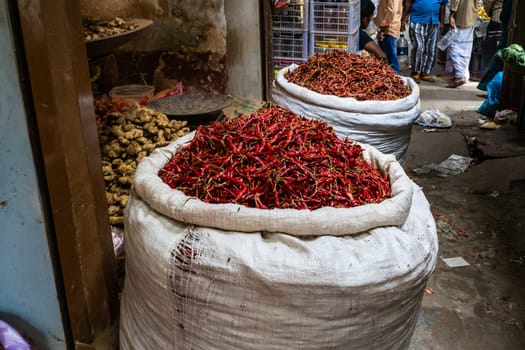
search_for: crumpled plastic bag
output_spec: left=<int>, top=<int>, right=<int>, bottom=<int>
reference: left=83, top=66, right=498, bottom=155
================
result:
left=414, top=109, right=453, bottom=128
left=0, top=320, right=32, bottom=350
left=413, top=154, right=473, bottom=177
left=435, top=154, right=473, bottom=176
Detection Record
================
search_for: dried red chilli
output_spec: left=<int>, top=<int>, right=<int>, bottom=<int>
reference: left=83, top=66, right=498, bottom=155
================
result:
left=285, top=51, right=411, bottom=101
left=158, top=105, right=391, bottom=210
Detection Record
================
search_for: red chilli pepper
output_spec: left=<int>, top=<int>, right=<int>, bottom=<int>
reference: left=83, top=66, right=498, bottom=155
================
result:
left=158, top=106, right=392, bottom=210
left=285, top=51, right=411, bottom=101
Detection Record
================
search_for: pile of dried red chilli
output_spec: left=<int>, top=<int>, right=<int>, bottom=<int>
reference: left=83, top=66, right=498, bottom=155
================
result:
left=285, top=51, right=411, bottom=101
left=158, top=106, right=391, bottom=210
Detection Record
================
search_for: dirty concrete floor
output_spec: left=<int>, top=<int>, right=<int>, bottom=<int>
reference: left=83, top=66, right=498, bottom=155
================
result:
left=403, top=66, right=525, bottom=349
left=110, top=67, right=525, bottom=350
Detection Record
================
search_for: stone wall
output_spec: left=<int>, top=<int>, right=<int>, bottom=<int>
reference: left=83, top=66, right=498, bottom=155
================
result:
left=81, top=0, right=228, bottom=94
left=224, top=0, right=263, bottom=99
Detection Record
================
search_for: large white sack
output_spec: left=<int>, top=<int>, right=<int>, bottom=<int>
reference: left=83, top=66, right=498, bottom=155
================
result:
left=128, top=132, right=413, bottom=236
left=120, top=133, right=438, bottom=350
left=272, top=65, right=421, bottom=161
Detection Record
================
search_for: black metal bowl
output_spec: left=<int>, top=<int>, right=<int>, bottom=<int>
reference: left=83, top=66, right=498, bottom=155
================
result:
left=147, top=93, right=234, bottom=129
left=85, top=18, right=154, bottom=59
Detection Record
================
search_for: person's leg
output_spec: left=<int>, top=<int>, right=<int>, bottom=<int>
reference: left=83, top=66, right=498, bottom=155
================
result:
left=445, top=45, right=454, bottom=73
left=458, top=29, right=474, bottom=81
left=379, top=34, right=400, bottom=73
left=447, top=27, right=475, bottom=87
left=421, top=23, right=439, bottom=76
left=409, top=22, right=425, bottom=77
left=448, top=27, right=474, bottom=79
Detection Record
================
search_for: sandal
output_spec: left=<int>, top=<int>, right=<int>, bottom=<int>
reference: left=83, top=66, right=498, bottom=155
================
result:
left=420, top=74, right=436, bottom=82
left=410, top=72, right=420, bottom=84
left=446, top=77, right=466, bottom=88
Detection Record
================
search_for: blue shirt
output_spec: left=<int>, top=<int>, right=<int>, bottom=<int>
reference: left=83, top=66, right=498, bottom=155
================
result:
left=410, top=0, right=448, bottom=24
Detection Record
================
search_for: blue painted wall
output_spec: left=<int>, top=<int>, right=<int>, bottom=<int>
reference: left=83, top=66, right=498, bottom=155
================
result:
left=0, top=1, right=67, bottom=349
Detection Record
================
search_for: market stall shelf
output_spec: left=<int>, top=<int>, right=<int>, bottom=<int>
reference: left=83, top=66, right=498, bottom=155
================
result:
left=308, top=0, right=359, bottom=54
left=271, top=1, right=310, bottom=76
left=309, top=31, right=359, bottom=54
left=309, top=0, right=359, bottom=34
left=272, top=0, right=309, bottom=31
left=273, top=31, right=309, bottom=61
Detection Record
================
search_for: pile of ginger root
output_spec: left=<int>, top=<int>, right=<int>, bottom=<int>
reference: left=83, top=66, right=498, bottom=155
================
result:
left=96, top=101, right=190, bottom=224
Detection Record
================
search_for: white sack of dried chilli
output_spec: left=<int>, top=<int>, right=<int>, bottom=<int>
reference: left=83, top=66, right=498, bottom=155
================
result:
left=95, top=100, right=190, bottom=224
left=158, top=105, right=391, bottom=210
left=285, top=51, right=411, bottom=101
